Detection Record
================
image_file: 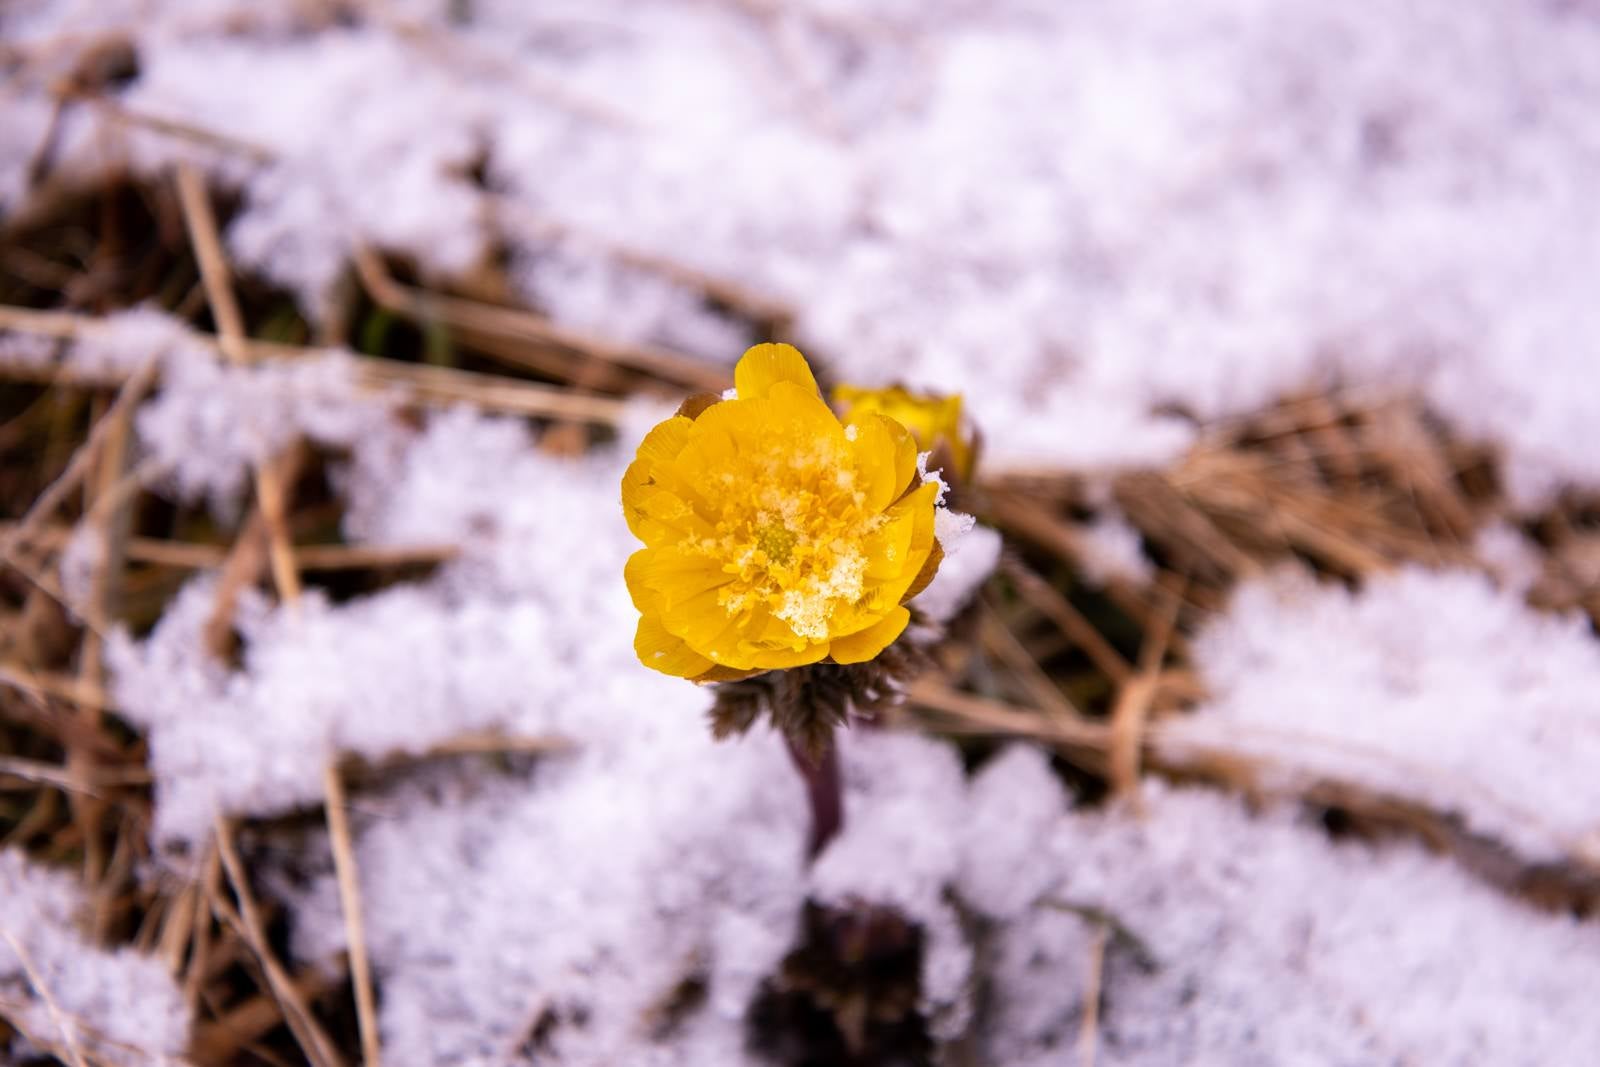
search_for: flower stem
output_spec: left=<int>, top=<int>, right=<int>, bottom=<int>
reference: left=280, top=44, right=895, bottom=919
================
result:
left=785, top=732, right=843, bottom=857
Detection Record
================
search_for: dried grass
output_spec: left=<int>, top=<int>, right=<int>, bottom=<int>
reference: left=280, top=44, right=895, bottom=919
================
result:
left=2, top=160, right=1597, bottom=1065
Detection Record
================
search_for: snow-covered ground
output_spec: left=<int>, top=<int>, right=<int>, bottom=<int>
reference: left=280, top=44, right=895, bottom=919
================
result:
left=4, top=0, right=1600, bottom=1063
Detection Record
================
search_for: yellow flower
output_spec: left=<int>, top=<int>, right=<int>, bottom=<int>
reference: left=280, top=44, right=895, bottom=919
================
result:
left=832, top=383, right=974, bottom=482
left=623, top=343, right=942, bottom=681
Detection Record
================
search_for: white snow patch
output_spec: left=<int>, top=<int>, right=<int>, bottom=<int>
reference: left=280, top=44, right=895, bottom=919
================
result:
left=1167, top=567, right=1600, bottom=861
left=5, top=2, right=1600, bottom=496
left=1076, top=510, right=1155, bottom=590
left=913, top=518, right=999, bottom=625
left=0, top=850, right=190, bottom=1065
left=962, top=751, right=1600, bottom=1066
left=810, top=730, right=975, bottom=1040
left=285, top=734, right=807, bottom=1067
left=109, top=407, right=696, bottom=844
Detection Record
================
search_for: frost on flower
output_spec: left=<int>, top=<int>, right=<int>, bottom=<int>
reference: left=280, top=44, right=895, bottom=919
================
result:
left=622, top=343, right=943, bottom=681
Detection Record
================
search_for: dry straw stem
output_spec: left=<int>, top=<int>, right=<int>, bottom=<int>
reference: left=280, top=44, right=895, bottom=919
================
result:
left=157, top=874, right=199, bottom=977
left=984, top=389, right=1488, bottom=605
left=0, top=353, right=157, bottom=589
left=491, top=195, right=796, bottom=335
left=0, top=755, right=89, bottom=794
left=352, top=244, right=730, bottom=393
left=1076, top=924, right=1108, bottom=1067
left=976, top=601, right=1090, bottom=729
left=71, top=360, right=142, bottom=907
left=0, top=927, right=89, bottom=1067
left=189, top=969, right=344, bottom=1065
left=1107, top=577, right=1183, bottom=800
left=0, top=660, right=116, bottom=716
left=201, top=468, right=288, bottom=661
left=908, top=678, right=1600, bottom=914
left=1106, top=674, right=1158, bottom=803
left=174, top=161, right=304, bottom=610
left=996, top=555, right=1133, bottom=685
left=338, top=731, right=576, bottom=789
left=182, top=845, right=221, bottom=1016
left=91, top=97, right=276, bottom=163
left=0, top=523, right=460, bottom=573
left=323, top=763, right=382, bottom=1067
left=0, top=303, right=633, bottom=425
left=212, top=814, right=347, bottom=1067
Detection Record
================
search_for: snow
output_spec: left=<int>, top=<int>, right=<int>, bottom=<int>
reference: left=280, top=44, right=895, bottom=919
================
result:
left=0, top=307, right=395, bottom=518
left=1167, top=566, right=1600, bottom=863
left=809, top=730, right=975, bottom=1041
left=3, top=1, right=1600, bottom=496
left=0, top=850, right=190, bottom=1065
left=134, top=340, right=390, bottom=515
left=912, top=516, right=997, bottom=625
left=108, top=405, right=670, bottom=843
left=280, top=733, right=1600, bottom=1065
left=285, top=734, right=807, bottom=1067
left=1075, top=511, right=1155, bottom=590
left=963, top=751, right=1600, bottom=1066
left=5, top=0, right=1600, bottom=1062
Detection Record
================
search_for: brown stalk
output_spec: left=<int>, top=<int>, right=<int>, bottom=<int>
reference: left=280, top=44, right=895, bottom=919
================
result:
left=1076, top=925, right=1108, bottom=1067
left=0, top=929, right=90, bottom=1067
left=212, top=815, right=346, bottom=1067
left=0, top=357, right=158, bottom=570
left=976, top=601, right=1089, bottom=729
left=189, top=970, right=343, bottom=1065
left=352, top=245, right=729, bottom=393
left=909, top=679, right=1600, bottom=915
left=69, top=366, right=140, bottom=915
left=0, top=524, right=460, bottom=573
left=323, top=763, right=382, bottom=1067
left=201, top=509, right=269, bottom=661
left=998, top=557, right=1132, bottom=685
left=0, top=661, right=115, bottom=716
left=92, top=98, right=277, bottom=163
left=0, top=302, right=635, bottom=423
left=175, top=161, right=304, bottom=610
left=182, top=845, right=221, bottom=1015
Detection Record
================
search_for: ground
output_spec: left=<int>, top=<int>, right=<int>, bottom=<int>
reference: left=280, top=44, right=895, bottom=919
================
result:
left=1, top=2, right=1599, bottom=1065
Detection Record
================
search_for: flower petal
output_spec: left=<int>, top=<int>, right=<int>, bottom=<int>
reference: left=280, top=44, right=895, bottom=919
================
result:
left=828, top=605, right=910, bottom=664
left=622, top=415, right=713, bottom=535
left=625, top=547, right=731, bottom=615
left=849, top=411, right=919, bottom=513
left=735, top=608, right=832, bottom=670
left=691, top=663, right=764, bottom=684
left=879, top=481, right=941, bottom=604
left=662, top=587, right=747, bottom=659
left=634, top=415, right=694, bottom=469
left=622, top=483, right=711, bottom=546
left=901, top=537, right=944, bottom=601
left=734, top=342, right=819, bottom=400
left=688, top=387, right=845, bottom=465
left=634, top=615, right=718, bottom=678
left=862, top=506, right=918, bottom=580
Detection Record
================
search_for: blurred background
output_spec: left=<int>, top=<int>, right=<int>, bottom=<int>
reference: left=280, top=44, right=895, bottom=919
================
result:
left=2, top=2, right=1600, bottom=1065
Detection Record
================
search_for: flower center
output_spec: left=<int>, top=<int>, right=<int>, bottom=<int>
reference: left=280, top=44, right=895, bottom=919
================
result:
left=693, top=436, right=881, bottom=645
left=755, top=522, right=798, bottom=565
